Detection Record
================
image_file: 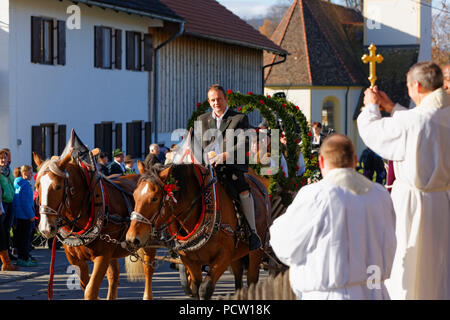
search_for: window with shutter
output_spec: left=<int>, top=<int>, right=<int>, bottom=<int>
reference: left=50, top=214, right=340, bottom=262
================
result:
left=126, top=31, right=146, bottom=71
left=31, top=16, right=66, bottom=66
left=95, top=26, right=122, bottom=70
left=31, top=123, right=62, bottom=170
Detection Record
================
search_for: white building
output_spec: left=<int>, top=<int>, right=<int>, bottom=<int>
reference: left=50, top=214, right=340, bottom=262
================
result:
left=0, top=0, right=184, bottom=169
left=0, top=0, right=285, bottom=169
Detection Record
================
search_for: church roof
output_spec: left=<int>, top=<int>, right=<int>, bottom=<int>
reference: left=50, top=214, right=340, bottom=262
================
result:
left=264, top=0, right=367, bottom=86
left=160, top=0, right=287, bottom=54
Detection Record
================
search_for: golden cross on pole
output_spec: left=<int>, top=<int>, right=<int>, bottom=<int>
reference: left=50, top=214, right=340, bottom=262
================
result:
left=361, top=43, right=384, bottom=88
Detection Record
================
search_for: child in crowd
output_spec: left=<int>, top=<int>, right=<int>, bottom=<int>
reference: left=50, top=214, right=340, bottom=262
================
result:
left=12, top=165, right=38, bottom=267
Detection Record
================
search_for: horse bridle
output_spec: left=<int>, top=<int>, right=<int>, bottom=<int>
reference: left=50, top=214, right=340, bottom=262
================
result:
left=131, top=166, right=217, bottom=241
left=38, top=159, right=96, bottom=232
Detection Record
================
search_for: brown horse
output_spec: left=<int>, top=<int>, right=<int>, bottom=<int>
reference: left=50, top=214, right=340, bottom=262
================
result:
left=126, top=162, right=271, bottom=300
left=33, top=151, right=156, bottom=300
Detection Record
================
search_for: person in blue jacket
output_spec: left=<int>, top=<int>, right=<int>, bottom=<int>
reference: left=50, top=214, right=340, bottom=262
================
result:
left=12, top=165, right=38, bottom=267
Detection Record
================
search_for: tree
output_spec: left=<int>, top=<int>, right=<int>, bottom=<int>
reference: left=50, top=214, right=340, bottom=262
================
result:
left=327, top=0, right=362, bottom=11
left=259, top=18, right=276, bottom=38
left=342, top=0, right=362, bottom=12
left=431, top=0, right=450, bottom=65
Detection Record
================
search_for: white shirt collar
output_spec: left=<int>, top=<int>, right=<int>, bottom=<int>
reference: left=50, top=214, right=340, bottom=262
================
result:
left=211, top=107, right=228, bottom=121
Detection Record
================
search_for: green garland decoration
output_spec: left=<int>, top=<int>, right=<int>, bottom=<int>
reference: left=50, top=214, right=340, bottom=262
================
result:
left=187, top=90, right=319, bottom=206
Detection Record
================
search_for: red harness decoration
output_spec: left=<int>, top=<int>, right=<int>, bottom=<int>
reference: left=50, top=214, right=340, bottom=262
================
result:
left=167, top=164, right=219, bottom=242
left=61, top=162, right=98, bottom=235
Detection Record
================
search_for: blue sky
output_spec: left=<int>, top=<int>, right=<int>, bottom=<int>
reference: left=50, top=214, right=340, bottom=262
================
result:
left=216, top=0, right=283, bottom=18
left=216, top=0, right=449, bottom=19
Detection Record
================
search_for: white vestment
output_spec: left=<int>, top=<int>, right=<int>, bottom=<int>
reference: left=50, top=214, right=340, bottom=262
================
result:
left=357, top=88, right=450, bottom=300
left=270, top=168, right=396, bottom=300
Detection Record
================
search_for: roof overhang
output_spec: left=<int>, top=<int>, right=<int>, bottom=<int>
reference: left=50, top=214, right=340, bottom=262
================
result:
left=185, top=31, right=288, bottom=56
left=69, top=0, right=185, bottom=24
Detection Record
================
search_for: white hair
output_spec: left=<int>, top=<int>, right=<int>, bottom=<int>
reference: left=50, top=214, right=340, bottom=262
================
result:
left=149, top=144, right=159, bottom=152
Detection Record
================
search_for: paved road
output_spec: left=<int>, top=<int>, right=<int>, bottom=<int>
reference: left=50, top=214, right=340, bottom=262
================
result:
left=0, top=246, right=268, bottom=300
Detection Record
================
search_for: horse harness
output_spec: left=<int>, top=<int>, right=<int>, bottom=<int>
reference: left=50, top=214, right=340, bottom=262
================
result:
left=38, top=159, right=133, bottom=247
left=131, top=165, right=261, bottom=252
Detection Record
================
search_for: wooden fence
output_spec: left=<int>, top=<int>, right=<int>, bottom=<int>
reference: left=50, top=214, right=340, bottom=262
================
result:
left=218, top=269, right=296, bottom=300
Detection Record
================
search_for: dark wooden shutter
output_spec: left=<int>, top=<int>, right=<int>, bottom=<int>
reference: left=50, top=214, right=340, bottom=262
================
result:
left=115, top=123, right=122, bottom=151
left=126, top=121, right=142, bottom=158
left=31, top=16, right=42, bottom=63
left=94, top=123, right=105, bottom=152
left=57, top=125, right=66, bottom=155
left=31, top=125, right=43, bottom=171
left=94, top=26, right=104, bottom=68
left=144, top=122, right=152, bottom=158
left=126, top=122, right=134, bottom=157
left=57, top=20, right=66, bottom=65
left=115, top=29, right=122, bottom=69
left=143, top=34, right=153, bottom=72
left=126, top=31, right=134, bottom=70
left=95, top=122, right=114, bottom=159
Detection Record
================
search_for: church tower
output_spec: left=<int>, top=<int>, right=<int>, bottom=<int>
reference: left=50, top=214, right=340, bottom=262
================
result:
left=363, top=0, right=432, bottom=61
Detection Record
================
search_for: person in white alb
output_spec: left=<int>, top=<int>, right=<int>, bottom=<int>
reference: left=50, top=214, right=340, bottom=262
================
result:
left=357, top=62, right=450, bottom=300
left=270, top=134, right=396, bottom=300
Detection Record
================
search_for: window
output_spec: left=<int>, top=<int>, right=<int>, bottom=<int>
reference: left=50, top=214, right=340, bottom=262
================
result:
left=31, top=124, right=66, bottom=171
left=31, top=16, right=65, bottom=65
left=42, top=19, right=53, bottom=64
left=321, top=97, right=341, bottom=134
left=126, top=31, right=153, bottom=72
left=94, top=122, right=122, bottom=159
left=94, top=26, right=122, bottom=69
left=322, top=100, right=335, bottom=132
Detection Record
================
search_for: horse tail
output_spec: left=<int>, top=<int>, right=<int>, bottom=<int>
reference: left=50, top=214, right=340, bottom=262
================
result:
left=124, top=249, right=146, bottom=282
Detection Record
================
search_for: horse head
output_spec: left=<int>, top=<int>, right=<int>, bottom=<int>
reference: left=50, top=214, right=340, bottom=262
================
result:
left=126, top=161, right=173, bottom=247
left=34, top=148, right=92, bottom=239
left=126, top=161, right=202, bottom=248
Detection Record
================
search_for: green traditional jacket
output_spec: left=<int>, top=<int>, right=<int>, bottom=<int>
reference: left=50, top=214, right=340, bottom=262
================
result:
left=0, top=173, right=14, bottom=203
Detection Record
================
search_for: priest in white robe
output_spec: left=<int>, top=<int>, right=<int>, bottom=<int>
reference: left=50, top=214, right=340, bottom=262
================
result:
left=357, top=62, right=450, bottom=300
left=270, top=134, right=396, bottom=300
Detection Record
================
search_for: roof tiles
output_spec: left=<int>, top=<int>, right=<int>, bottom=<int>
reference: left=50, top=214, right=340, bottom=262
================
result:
left=160, top=0, right=286, bottom=54
left=265, top=0, right=366, bottom=86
